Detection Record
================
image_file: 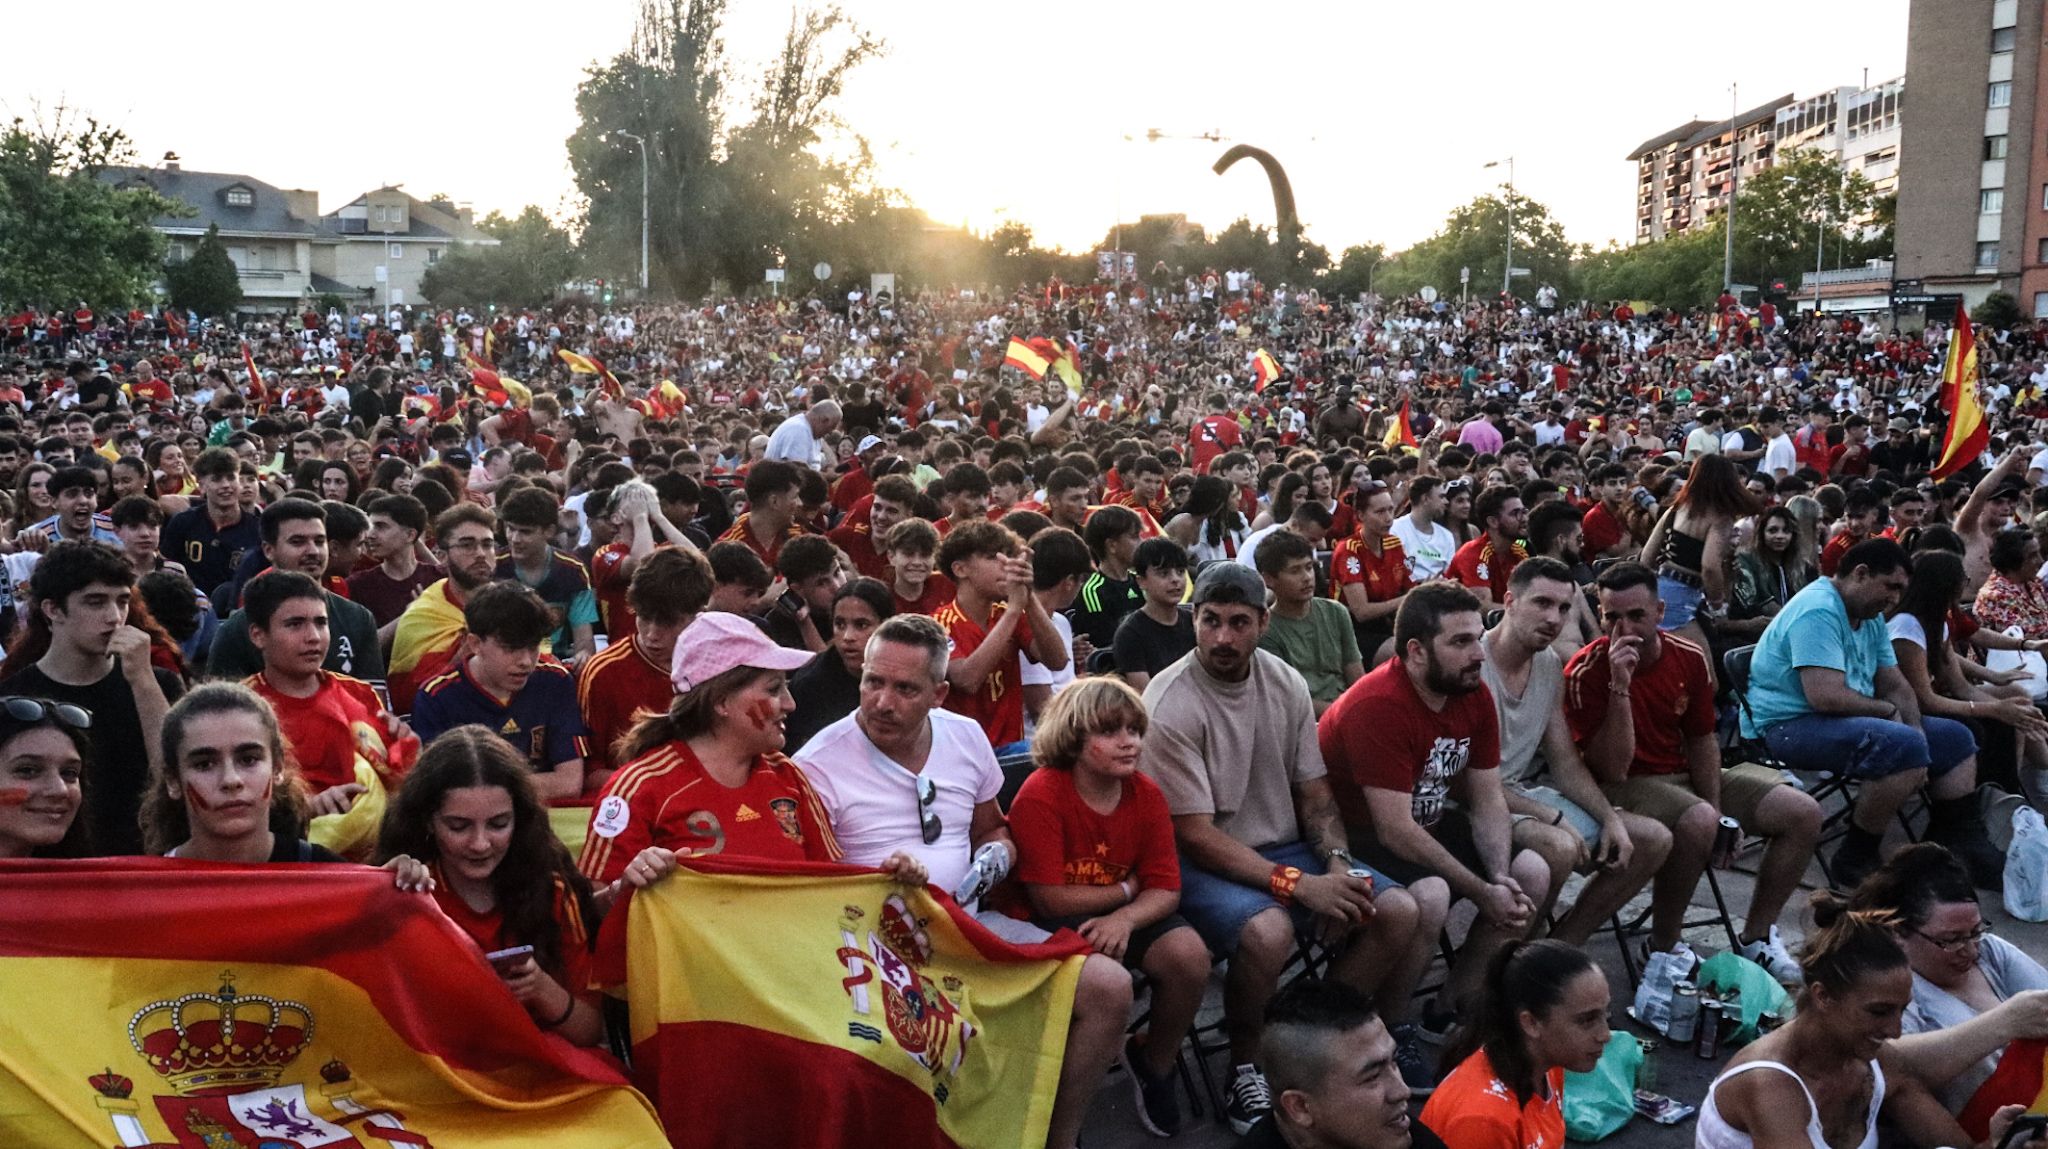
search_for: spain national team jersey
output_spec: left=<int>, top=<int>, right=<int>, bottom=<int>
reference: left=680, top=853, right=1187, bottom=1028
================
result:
left=1447, top=536, right=1528, bottom=601
left=589, top=540, right=636, bottom=641
left=577, top=742, right=840, bottom=885
left=245, top=670, right=386, bottom=792
left=1330, top=534, right=1413, bottom=603
left=577, top=635, right=675, bottom=771
left=932, top=598, right=1032, bottom=748
left=717, top=513, right=806, bottom=567
left=410, top=659, right=589, bottom=773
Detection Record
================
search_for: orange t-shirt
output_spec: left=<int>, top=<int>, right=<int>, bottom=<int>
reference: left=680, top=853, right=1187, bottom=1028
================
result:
left=1420, top=1051, right=1565, bottom=1149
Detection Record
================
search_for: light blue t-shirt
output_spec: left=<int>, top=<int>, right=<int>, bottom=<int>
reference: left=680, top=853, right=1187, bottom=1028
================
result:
left=1742, top=578, right=1895, bottom=737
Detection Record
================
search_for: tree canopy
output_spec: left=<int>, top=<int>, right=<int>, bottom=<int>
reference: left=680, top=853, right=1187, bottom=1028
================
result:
left=419, top=207, right=580, bottom=307
left=162, top=223, right=241, bottom=318
left=0, top=113, right=182, bottom=308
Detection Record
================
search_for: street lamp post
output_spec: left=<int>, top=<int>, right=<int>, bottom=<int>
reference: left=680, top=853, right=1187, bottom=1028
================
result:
left=1723, top=84, right=1738, bottom=293
left=1484, top=156, right=1515, bottom=298
left=617, top=131, right=650, bottom=296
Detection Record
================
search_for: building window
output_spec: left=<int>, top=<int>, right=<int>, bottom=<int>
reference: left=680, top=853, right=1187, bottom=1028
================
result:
left=1995, top=26, right=2018, bottom=52
left=1979, top=241, right=2002, bottom=267
left=372, top=206, right=385, bottom=223
left=2037, top=292, right=2048, bottom=318
left=1989, top=135, right=2010, bottom=160
left=389, top=243, right=403, bottom=259
left=1983, top=188, right=2006, bottom=213
left=426, top=247, right=442, bottom=264
left=2038, top=238, right=2048, bottom=262
left=1991, top=81, right=2014, bottom=108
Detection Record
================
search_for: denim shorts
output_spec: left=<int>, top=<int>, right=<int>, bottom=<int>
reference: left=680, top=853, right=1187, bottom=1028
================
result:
left=1176, top=840, right=1402, bottom=958
left=1658, top=575, right=1705, bottom=629
left=1761, top=713, right=1976, bottom=780
left=1509, top=783, right=1605, bottom=852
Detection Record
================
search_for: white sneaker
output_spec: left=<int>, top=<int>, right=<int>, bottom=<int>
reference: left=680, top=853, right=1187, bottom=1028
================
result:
left=1738, top=926, right=1802, bottom=987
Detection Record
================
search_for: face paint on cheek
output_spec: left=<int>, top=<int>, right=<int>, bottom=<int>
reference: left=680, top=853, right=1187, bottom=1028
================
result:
left=745, top=698, right=780, bottom=732
left=0, top=787, right=29, bottom=806
left=183, top=786, right=214, bottom=811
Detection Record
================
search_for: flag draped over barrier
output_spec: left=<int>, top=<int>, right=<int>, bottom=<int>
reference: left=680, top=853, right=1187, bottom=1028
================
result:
left=0, top=858, right=666, bottom=1149
left=603, top=855, right=1089, bottom=1149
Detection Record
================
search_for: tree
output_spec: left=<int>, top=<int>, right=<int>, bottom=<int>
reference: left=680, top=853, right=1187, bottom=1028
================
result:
left=419, top=207, right=579, bottom=307
left=1375, top=191, right=1574, bottom=301
left=0, top=110, right=182, bottom=308
left=1974, top=291, right=2023, bottom=329
left=162, top=223, right=241, bottom=318
left=1322, top=243, right=1388, bottom=298
left=1724, top=147, right=1877, bottom=291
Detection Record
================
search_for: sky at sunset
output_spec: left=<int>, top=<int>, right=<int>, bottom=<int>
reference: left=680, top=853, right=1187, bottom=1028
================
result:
left=7, top=1, right=1908, bottom=258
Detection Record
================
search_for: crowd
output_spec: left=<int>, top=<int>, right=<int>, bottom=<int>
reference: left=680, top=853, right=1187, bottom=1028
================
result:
left=10, top=277, right=2048, bottom=1149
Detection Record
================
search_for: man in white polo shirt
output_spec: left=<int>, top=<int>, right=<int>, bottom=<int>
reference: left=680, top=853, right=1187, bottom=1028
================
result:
left=794, top=614, right=1129, bottom=1149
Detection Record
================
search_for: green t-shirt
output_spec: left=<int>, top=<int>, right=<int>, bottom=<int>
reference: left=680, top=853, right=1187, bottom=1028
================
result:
left=1258, top=598, right=1361, bottom=707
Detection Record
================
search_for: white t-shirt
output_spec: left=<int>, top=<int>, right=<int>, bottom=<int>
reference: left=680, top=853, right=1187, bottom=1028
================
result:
left=1390, top=515, right=1457, bottom=581
left=1761, top=433, right=1798, bottom=477
left=1884, top=612, right=1947, bottom=649
left=794, top=709, right=1000, bottom=897
left=1237, top=523, right=1286, bottom=569
left=763, top=412, right=819, bottom=466
left=1019, top=611, right=1076, bottom=719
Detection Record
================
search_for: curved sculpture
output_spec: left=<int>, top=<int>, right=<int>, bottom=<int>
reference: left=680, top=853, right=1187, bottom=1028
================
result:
left=1212, top=145, right=1299, bottom=238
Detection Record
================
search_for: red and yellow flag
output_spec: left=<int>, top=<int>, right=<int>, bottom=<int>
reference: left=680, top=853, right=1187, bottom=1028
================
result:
left=1002, top=338, right=1051, bottom=380
left=1251, top=348, right=1280, bottom=393
left=1383, top=398, right=1420, bottom=453
left=239, top=341, right=267, bottom=409
left=0, top=858, right=665, bottom=1148
left=605, top=855, right=1088, bottom=1149
left=1932, top=303, right=1987, bottom=481
left=1960, top=1038, right=2048, bottom=1139
left=558, top=350, right=622, bottom=398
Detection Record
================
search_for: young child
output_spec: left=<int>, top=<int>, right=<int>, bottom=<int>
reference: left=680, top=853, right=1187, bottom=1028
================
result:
left=1006, top=678, right=1209, bottom=1138
left=1256, top=530, right=1363, bottom=713
left=883, top=517, right=952, bottom=616
left=1110, top=537, right=1194, bottom=693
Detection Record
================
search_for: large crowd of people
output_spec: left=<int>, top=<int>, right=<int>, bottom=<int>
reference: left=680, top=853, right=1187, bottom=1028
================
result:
left=9, top=278, right=2048, bottom=1148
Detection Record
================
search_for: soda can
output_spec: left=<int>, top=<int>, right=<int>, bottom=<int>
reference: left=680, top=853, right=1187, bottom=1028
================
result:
left=1711, top=816, right=1742, bottom=869
left=1696, top=999, right=1725, bottom=1059
left=1635, top=1039, right=1659, bottom=1091
left=1666, top=984, right=1699, bottom=1043
left=1347, top=866, right=1377, bottom=893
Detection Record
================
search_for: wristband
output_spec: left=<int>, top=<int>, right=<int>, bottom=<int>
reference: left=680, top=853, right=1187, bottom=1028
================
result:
left=1268, top=865, right=1303, bottom=906
left=541, top=991, right=577, bottom=1030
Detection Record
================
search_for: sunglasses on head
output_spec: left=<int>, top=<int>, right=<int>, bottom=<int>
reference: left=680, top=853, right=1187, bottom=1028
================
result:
left=916, top=774, right=942, bottom=845
left=0, top=696, right=91, bottom=730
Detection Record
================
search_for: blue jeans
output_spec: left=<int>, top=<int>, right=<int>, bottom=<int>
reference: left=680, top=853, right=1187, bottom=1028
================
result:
left=1761, top=713, right=1975, bottom=779
left=1176, top=840, right=1401, bottom=958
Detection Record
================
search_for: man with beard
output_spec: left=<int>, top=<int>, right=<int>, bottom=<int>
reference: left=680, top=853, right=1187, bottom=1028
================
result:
left=1319, top=581, right=1549, bottom=1027
left=1142, top=563, right=1442, bottom=1125
left=1525, top=500, right=1599, bottom=659
left=388, top=504, right=498, bottom=713
left=205, top=499, right=383, bottom=684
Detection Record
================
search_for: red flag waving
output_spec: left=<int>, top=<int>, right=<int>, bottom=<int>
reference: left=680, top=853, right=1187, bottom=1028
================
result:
left=239, top=341, right=268, bottom=408
left=1931, top=304, right=1987, bottom=481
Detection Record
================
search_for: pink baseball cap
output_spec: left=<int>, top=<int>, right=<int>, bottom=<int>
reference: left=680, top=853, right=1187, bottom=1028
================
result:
left=671, top=612, right=813, bottom=693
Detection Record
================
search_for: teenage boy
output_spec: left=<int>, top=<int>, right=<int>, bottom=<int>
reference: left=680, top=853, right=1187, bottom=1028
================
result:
left=884, top=517, right=953, bottom=616
left=829, top=473, right=916, bottom=580
left=348, top=494, right=442, bottom=635
left=1389, top=476, right=1458, bottom=582
left=939, top=463, right=992, bottom=536
left=243, top=570, right=406, bottom=813
left=1020, top=527, right=1093, bottom=723
left=705, top=541, right=775, bottom=616
left=589, top=481, right=701, bottom=642
left=761, top=535, right=844, bottom=653
left=16, top=465, right=118, bottom=550
left=1445, top=485, right=1527, bottom=608
left=1330, top=481, right=1410, bottom=668
left=1112, top=537, right=1197, bottom=694
left=159, top=447, right=260, bottom=596
left=933, top=520, right=1069, bottom=750
left=389, top=504, right=499, bottom=712
left=1070, top=504, right=1146, bottom=651
left=109, top=495, right=177, bottom=576
left=1258, top=530, right=1363, bottom=714
left=1578, top=463, right=1637, bottom=561
left=411, top=580, right=589, bottom=799
left=0, top=541, right=184, bottom=854
left=206, top=499, right=383, bottom=683
left=497, top=486, right=599, bottom=665
left=717, top=459, right=808, bottom=565
left=579, top=548, right=713, bottom=791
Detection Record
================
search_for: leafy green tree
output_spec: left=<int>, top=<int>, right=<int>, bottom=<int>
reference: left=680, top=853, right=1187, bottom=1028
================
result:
left=0, top=112, right=182, bottom=307
left=1724, top=148, right=1876, bottom=291
left=1374, top=191, right=1574, bottom=301
left=1974, top=291, right=2023, bottom=329
left=419, top=207, right=580, bottom=307
left=1322, top=243, right=1388, bottom=298
left=162, top=222, right=241, bottom=317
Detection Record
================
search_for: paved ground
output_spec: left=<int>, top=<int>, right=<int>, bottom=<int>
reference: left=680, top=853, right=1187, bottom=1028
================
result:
left=1080, top=798, right=2048, bottom=1148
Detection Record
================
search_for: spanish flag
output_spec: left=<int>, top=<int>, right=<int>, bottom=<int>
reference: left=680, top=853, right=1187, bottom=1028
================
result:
left=1932, top=303, right=1987, bottom=481
left=1046, top=340, right=1084, bottom=398
left=386, top=578, right=468, bottom=714
left=1251, top=348, right=1280, bottom=393
left=1383, top=398, right=1420, bottom=453
left=559, top=349, right=622, bottom=398
left=0, top=858, right=666, bottom=1148
left=606, top=855, right=1088, bottom=1149
left=1960, top=1038, right=2048, bottom=1139
left=239, top=341, right=267, bottom=409
left=1002, top=338, right=1051, bottom=380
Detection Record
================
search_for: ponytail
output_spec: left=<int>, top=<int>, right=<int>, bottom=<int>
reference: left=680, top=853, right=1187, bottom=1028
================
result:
left=1439, top=939, right=1597, bottom=1104
left=1802, top=891, right=1906, bottom=995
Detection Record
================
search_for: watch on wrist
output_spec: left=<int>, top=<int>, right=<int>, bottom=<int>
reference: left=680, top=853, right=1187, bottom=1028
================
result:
left=1321, top=846, right=1355, bottom=868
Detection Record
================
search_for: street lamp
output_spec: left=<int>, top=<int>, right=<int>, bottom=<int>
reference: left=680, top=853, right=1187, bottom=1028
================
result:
left=616, top=131, right=650, bottom=296
left=1484, top=156, right=1515, bottom=297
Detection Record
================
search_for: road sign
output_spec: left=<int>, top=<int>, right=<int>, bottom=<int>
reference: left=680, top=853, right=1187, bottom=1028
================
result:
left=1508, top=267, right=1532, bottom=277
left=1459, top=267, right=1471, bottom=283
left=812, top=262, right=833, bottom=281
left=765, top=269, right=786, bottom=283
left=1419, top=286, right=1439, bottom=303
